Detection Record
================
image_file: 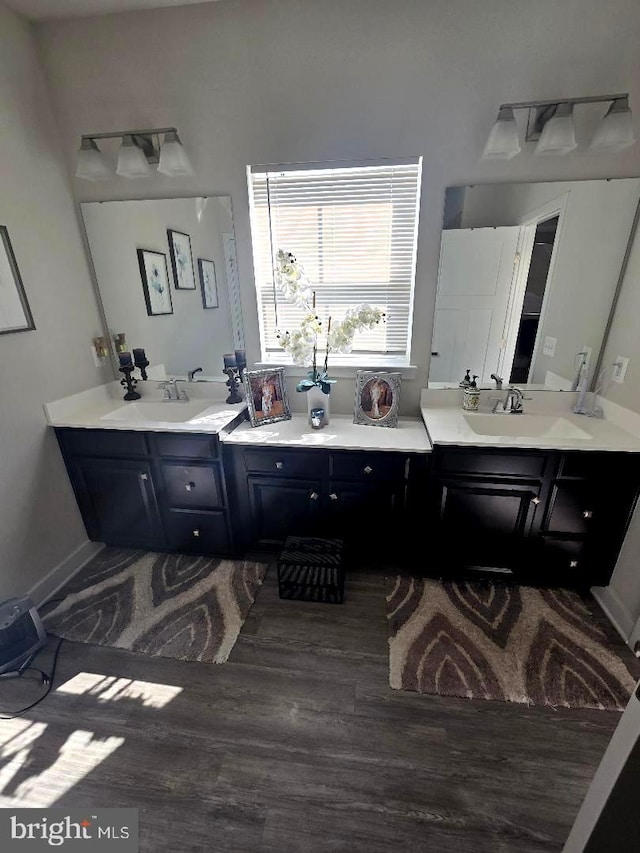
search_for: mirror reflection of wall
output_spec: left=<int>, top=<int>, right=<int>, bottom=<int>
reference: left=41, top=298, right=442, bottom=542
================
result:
left=432, top=179, right=640, bottom=390
left=82, top=196, right=242, bottom=379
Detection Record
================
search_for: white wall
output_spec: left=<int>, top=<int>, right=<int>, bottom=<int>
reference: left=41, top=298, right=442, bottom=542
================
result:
left=460, top=180, right=640, bottom=385
left=82, top=196, right=235, bottom=377
left=35, top=0, right=640, bottom=416
left=0, top=3, right=107, bottom=599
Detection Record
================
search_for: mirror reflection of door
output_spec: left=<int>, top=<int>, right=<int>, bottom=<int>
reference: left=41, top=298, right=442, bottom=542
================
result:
left=431, top=227, right=520, bottom=384
left=509, top=216, right=559, bottom=384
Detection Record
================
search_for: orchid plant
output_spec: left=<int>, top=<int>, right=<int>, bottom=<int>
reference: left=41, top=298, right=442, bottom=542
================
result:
left=274, top=250, right=385, bottom=394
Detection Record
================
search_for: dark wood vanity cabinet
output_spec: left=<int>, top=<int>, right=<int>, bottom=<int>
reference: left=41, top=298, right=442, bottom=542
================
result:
left=228, top=445, right=427, bottom=562
left=56, top=428, right=237, bottom=555
left=428, top=446, right=640, bottom=586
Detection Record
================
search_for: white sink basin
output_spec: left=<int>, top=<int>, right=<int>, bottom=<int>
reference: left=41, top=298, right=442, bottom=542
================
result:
left=463, top=413, right=592, bottom=441
left=101, top=401, right=216, bottom=424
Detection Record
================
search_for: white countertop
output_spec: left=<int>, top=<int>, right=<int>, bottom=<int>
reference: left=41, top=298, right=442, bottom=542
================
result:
left=44, top=381, right=246, bottom=435
left=420, top=389, right=640, bottom=452
left=220, top=414, right=431, bottom=453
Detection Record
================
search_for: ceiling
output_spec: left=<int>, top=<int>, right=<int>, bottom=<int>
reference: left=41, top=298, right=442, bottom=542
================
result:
left=6, top=0, right=220, bottom=21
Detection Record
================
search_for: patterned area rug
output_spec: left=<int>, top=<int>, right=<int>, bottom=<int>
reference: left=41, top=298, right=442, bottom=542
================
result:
left=385, top=577, right=640, bottom=710
left=43, top=548, right=267, bottom=664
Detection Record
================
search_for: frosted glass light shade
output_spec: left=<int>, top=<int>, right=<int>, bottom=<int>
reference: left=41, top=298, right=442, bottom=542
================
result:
left=116, top=135, right=153, bottom=177
left=482, top=108, right=521, bottom=160
left=534, top=103, right=577, bottom=155
left=590, top=98, right=636, bottom=152
left=158, top=131, right=193, bottom=176
left=75, top=138, right=112, bottom=180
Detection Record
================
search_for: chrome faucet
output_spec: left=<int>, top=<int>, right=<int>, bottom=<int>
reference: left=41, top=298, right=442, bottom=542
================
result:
left=187, top=367, right=203, bottom=382
left=492, top=386, right=525, bottom=414
left=158, top=379, right=189, bottom=402
left=490, top=373, right=503, bottom=390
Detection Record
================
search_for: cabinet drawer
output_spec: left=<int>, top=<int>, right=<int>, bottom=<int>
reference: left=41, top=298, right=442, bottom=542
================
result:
left=330, top=451, right=406, bottom=482
left=537, top=538, right=585, bottom=573
left=437, top=449, right=546, bottom=479
left=151, top=433, right=219, bottom=460
left=160, top=462, right=223, bottom=510
left=57, top=428, right=148, bottom=458
left=244, top=449, right=327, bottom=478
left=165, top=510, right=231, bottom=554
left=543, top=482, right=596, bottom=535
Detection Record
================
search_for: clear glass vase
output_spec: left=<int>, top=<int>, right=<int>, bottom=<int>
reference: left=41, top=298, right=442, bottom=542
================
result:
left=305, top=384, right=330, bottom=427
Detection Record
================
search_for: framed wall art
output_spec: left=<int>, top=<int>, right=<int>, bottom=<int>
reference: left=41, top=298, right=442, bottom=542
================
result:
left=243, top=367, right=292, bottom=427
left=167, top=228, right=196, bottom=290
left=0, top=226, right=35, bottom=335
left=136, top=249, right=173, bottom=316
left=198, top=258, right=218, bottom=309
left=353, top=370, right=401, bottom=428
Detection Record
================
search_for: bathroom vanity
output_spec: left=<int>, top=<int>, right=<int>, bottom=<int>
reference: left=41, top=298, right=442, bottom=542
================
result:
left=45, top=381, right=640, bottom=589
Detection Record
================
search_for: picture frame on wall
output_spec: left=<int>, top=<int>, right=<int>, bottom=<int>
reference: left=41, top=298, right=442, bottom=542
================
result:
left=198, top=258, right=218, bottom=309
left=167, top=228, right=196, bottom=290
left=243, top=367, right=292, bottom=427
left=136, top=249, right=173, bottom=316
left=0, top=226, right=35, bottom=335
left=353, top=370, right=401, bottom=428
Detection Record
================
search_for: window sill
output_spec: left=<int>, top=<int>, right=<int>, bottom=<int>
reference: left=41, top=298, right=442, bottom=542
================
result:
left=255, top=358, right=418, bottom=380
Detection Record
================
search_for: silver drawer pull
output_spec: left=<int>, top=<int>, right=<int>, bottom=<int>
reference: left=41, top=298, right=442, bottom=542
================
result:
left=309, top=491, right=319, bottom=501
left=531, top=496, right=541, bottom=505
left=569, top=559, right=578, bottom=568
left=185, top=481, right=196, bottom=492
left=329, top=492, right=338, bottom=501
left=140, top=473, right=148, bottom=481
left=363, top=466, right=373, bottom=474
left=192, top=529, right=200, bottom=538
left=275, top=461, right=284, bottom=469
left=582, top=510, right=593, bottom=519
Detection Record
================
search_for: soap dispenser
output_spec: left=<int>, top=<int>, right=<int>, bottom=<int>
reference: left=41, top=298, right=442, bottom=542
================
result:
left=459, top=369, right=472, bottom=388
left=462, top=375, right=480, bottom=411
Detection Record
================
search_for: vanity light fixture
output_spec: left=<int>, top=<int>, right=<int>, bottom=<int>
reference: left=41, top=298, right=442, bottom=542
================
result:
left=482, top=93, right=635, bottom=159
left=75, top=127, right=193, bottom=180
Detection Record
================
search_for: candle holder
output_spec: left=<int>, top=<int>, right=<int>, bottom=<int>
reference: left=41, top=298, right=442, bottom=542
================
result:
left=119, top=364, right=141, bottom=401
left=224, top=366, right=243, bottom=404
left=133, top=349, right=149, bottom=381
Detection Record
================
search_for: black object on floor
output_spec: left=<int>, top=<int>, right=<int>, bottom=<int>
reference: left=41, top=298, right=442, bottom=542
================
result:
left=277, top=537, right=344, bottom=603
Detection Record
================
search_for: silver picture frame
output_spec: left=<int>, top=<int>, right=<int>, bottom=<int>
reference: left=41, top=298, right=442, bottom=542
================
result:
left=243, top=367, right=292, bottom=427
left=353, top=370, right=401, bottom=428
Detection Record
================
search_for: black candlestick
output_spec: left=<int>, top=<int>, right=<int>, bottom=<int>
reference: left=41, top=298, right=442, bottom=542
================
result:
left=224, top=366, right=242, bottom=404
left=119, top=364, right=141, bottom=401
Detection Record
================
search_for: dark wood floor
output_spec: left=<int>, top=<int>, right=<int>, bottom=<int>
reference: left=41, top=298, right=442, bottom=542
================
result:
left=0, top=565, right=621, bottom=852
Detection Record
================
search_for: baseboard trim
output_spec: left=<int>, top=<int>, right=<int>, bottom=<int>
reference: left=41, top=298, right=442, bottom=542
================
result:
left=591, top=585, right=634, bottom=645
left=29, top=540, right=104, bottom=608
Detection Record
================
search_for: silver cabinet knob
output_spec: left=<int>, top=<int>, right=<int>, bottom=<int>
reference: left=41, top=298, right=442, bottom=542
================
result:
left=140, top=473, right=148, bottom=481
left=569, top=559, right=578, bottom=568
left=363, top=465, right=373, bottom=474
left=329, top=493, right=338, bottom=501
left=193, top=529, right=200, bottom=538
left=185, top=481, right=196, bottom=492
left=276, top=461, right=284, bottom=469
left=309, top=491, right=319, bottom=501
left=531, top=496, right=541, bottom=505
left=582, top=510, right=593, bottom=519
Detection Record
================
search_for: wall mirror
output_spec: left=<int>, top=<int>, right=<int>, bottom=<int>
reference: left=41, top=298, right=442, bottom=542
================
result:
left=82, top=195, right=244, bottom=379
left=430, top=178, right=640, bottom=390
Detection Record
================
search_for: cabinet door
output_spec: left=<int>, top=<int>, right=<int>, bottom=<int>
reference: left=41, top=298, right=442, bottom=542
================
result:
left=71, top=457, right=163, bottom=548
left=434, top=478, right=539, bottom=571
left=327, top=480, right=402, bottom=534
left=248, top=476, right=322, bottom=546
left=543, top=481, right=596, bottom=536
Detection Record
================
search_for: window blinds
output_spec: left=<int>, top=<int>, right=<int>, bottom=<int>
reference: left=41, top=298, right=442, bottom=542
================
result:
left=249, top=159, right=422, bottom=360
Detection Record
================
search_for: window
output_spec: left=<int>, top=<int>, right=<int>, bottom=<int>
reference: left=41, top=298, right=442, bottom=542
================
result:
left=248, top=158, right=422, bottom=365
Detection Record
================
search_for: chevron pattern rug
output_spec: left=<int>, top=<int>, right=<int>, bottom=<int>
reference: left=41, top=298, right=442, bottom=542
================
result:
left=43, top=548, right=267, bottom=664
left=385, top=577, right=640, bottom=710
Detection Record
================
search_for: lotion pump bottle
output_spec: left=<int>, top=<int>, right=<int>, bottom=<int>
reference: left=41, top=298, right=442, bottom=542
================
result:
left=462, top=375, right=480, bottom=411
